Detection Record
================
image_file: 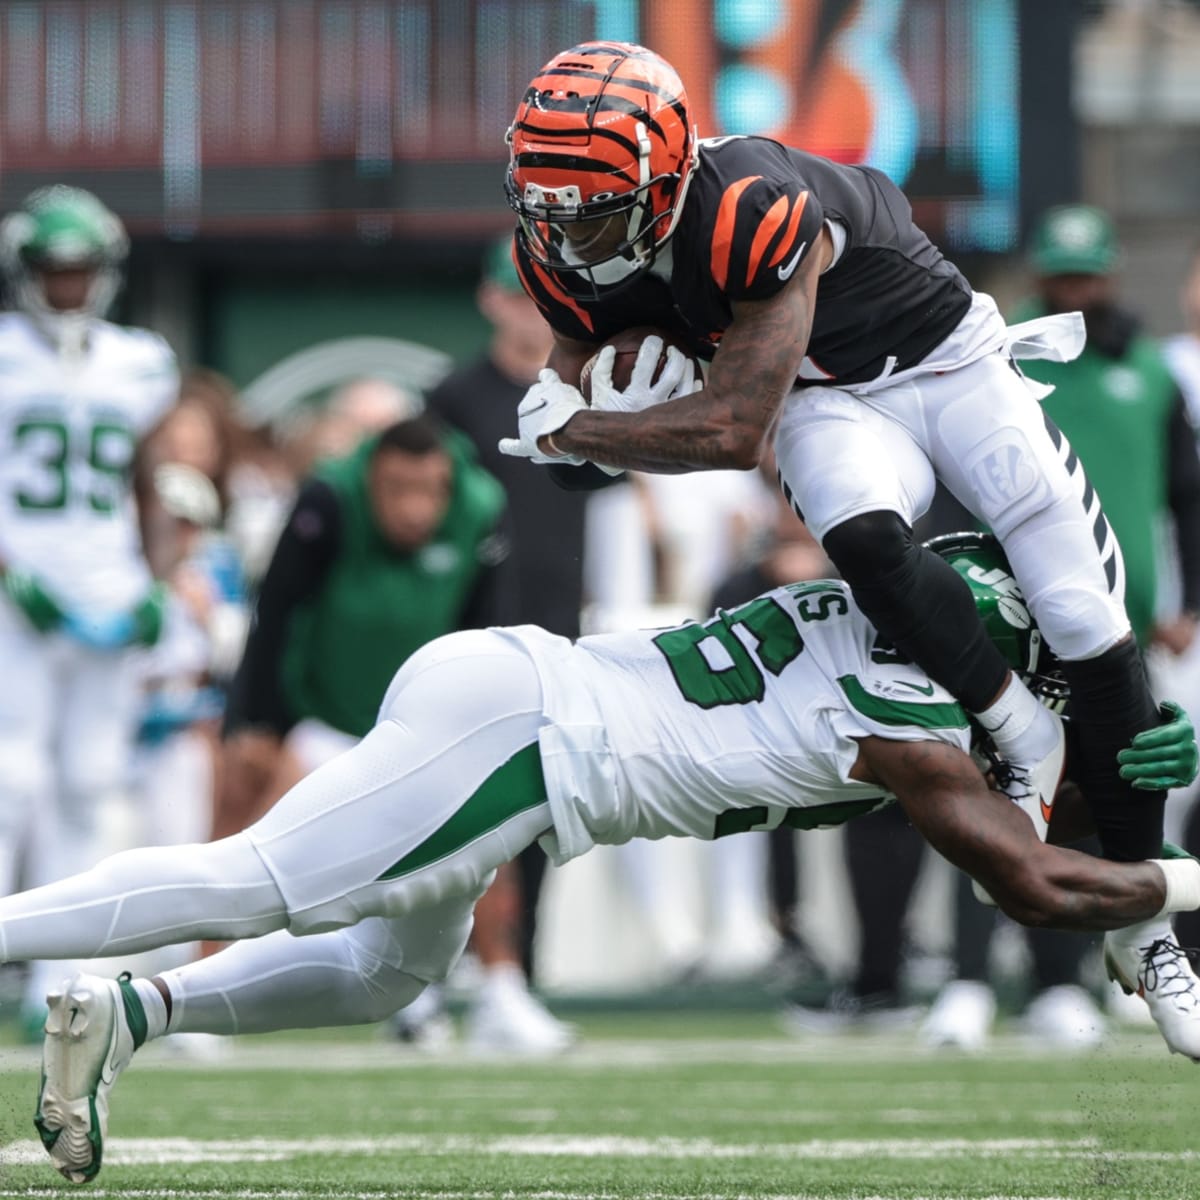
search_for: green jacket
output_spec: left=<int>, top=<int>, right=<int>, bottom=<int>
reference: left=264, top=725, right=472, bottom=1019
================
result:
left=281, top=431, right=507, bottom=736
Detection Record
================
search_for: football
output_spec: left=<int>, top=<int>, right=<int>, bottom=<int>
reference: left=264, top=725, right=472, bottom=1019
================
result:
left=578, top=326, right=703, bottom=403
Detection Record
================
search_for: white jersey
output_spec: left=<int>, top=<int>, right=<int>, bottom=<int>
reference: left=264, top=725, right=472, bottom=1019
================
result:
left=0, top=312, right=178, bottom=609
left=503, top=580, right=972, bottom=864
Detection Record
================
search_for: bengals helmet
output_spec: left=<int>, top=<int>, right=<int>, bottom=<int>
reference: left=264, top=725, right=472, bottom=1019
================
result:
left=927, top=531, right=1068, bottom=711
left=505, top=42, right=696, bottom=292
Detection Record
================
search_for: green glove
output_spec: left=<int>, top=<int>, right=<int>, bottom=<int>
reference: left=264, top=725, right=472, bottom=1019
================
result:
left=131, top=582, right=168, bottom=647
left=2, top=568, right=65, bottom=633
left=1116, top=701, right=1200, bottom=791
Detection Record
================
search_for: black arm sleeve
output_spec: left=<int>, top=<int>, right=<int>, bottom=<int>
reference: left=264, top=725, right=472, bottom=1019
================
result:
left=548, top=461, right=627, bottom=491
left=1166, top=389, right=1200, bottom=614
left=222, top=479, right=343, bottom=738
left=456, top=510, right=521, bottom=629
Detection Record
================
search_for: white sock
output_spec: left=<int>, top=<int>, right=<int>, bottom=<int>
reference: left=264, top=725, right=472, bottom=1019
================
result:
left=130, top=977, right=170, bottom=1043
left=973, top=674, right=1058, bottom=762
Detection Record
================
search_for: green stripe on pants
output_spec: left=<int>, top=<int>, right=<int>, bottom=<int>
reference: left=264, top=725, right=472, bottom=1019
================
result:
left=375, top=741, right=546, bottom=882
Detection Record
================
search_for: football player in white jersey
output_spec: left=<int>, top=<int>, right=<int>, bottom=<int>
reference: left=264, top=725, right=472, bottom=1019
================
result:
left=0, top=187, right=179, bottom=1033
left=3, top=536, right=1200, bottom=1183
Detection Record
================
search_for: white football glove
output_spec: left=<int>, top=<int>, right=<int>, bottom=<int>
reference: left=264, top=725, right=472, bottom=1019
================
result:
left=588, top=336, right=702, bottom=415
left=498, top=368, right=587, bottom=465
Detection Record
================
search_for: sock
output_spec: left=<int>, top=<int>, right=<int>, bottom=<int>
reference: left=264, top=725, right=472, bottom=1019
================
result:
left=973, top=674, right=1059, bottom=763
left=129, top=977, right=170, bottom=1043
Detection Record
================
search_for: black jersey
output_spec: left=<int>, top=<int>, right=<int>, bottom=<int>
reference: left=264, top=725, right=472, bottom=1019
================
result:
left=514, top=136, right=972, bottom=387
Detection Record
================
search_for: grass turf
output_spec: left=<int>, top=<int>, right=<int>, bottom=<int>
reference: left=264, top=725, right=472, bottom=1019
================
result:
left=0, top=1012, right=1198, bottom=1199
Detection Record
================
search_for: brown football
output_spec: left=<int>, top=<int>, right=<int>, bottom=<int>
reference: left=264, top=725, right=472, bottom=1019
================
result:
left=578, top=326, right=703, bottom=404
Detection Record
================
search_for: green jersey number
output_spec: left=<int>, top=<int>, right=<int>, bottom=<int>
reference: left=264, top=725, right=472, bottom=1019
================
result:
left=13, top=417, right=136, bottom=513
left=652, top=594, right=810, bottom=709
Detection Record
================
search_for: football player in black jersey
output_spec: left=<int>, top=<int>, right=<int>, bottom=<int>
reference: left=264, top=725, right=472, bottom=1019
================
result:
left=497, top=40, right=1200, bottom=1052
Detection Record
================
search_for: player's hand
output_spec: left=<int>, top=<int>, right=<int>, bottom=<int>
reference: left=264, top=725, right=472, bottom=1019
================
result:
left=63, top=607, right=137, bottom=650
left=1117, top=700, right=1200, bottom=791
left=2, top=568, right=65, bottom=633
left=588, top=336, right=700, bottom=415
left=498, top=368, right=587, bottom=465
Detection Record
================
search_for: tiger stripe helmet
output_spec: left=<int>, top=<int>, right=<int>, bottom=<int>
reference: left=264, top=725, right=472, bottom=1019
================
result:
left=505, top=42, right=696, bottom=292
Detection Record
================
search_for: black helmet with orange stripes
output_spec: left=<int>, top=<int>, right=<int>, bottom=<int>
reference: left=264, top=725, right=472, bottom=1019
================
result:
left=505, top=42, right=696, bottom=293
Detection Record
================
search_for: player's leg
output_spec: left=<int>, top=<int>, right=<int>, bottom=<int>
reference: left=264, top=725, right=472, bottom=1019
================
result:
left=36, top=907, right=468, bottom=1183
left=773, top=388, right=1063, bottom=806
left=23, top=646, right=144, bottom=1016
left=0, top=600, right=55, bottom=897
left=0, top=629, right=550, bottom=963
left=914, top=354, right=1200, bottom=1055
left=31, top=629, right=555, bottom=1182
left=919, top=353, right=1162, bottom=860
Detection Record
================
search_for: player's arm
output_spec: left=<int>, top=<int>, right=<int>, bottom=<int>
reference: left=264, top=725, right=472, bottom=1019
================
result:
left=546, top=227, right=833, bottom=474
left=854, top=735, right=1170, bottom=931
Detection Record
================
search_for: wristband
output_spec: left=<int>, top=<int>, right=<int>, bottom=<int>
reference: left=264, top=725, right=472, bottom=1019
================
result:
left=1154, top=856, right=1200, bottom=915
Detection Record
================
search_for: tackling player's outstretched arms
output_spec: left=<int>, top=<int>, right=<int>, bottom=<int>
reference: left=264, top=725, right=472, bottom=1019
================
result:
left=855, top=736, right=1171, bottom=932
left=514, top=228, right=832, bottom=475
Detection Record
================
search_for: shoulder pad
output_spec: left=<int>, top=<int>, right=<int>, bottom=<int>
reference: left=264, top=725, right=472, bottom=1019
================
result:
left=694, top=141, right=824, bottom=300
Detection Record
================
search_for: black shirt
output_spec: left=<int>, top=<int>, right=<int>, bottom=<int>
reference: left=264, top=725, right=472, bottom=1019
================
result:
left=428, top=355, right=597, bottom=637
left=516, top=136, right=972, bottom=387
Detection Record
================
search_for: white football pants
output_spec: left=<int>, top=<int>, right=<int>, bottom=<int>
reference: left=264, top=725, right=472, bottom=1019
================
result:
left=773, top=316, right=1129, bottom=663
left=0, top=631, right=553, bottom=1034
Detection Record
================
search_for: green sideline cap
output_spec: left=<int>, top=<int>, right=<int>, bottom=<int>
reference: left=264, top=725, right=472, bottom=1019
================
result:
left=1029, top=204, right=1118, bottom=276
left=482, top=234, right=522, bottom=291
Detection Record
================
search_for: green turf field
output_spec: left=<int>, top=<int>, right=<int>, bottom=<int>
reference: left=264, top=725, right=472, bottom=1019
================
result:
left=1, top=1012, right=1197, bottom=1200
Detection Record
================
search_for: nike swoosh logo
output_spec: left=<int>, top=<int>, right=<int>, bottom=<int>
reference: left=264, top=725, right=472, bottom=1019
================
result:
left=1040, top=793, right=1054, bottom=827
left=777, top=241, right=808, bottom=281
left=892, top=679, right=935, bottom=697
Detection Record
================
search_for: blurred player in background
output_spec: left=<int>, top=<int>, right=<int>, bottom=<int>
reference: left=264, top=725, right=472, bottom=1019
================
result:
left=0, top=186, right=179, bottom=1037
left=499, top=42, right=1184, bottom=995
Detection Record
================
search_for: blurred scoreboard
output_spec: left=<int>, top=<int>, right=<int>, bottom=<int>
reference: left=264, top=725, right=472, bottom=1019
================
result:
left=0, top=0, right=1024, bottom=251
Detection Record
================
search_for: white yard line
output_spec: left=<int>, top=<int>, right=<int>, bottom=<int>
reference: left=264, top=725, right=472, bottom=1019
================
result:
left=3, top=1131, right=1196, bottom=1168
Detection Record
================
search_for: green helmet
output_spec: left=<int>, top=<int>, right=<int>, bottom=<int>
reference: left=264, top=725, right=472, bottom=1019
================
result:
left=926, top=531, right=1068, bottom=708
left=0, top=186, right=128, bottom=327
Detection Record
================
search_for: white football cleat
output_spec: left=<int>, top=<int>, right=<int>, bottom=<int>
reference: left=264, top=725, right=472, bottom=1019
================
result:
left=35, top=971, right=146, bottom=1183
left=992, top=707, right=1067, bottom=842
left=466, top=966, right=577, bottom=1057
left=920, top=979, right=996, bottom=1052
left=1022, top=984, right=1106, bottom=1050
left=973, top=710, right=1067, bottom=906
left=1105, top=922, right=1200, bottom=1061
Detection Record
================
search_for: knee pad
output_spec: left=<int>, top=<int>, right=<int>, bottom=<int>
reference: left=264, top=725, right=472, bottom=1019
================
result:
left=822, top=510, right=915, bottom=585
left=1029, top=582, right=1130, bottom=662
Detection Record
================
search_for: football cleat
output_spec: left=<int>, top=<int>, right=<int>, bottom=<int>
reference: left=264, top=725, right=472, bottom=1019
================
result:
left=990, top=706, right=1067, bottom=843
left=1104, top=922, right=1200, bottom=1061
left=920, top=979, right=996, bottom=1052
left=465, top=968, right=577, bottom=1057
left=35, top=971, right=146, bottom=1183
left=971, top=709, right=1066, bottom=906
